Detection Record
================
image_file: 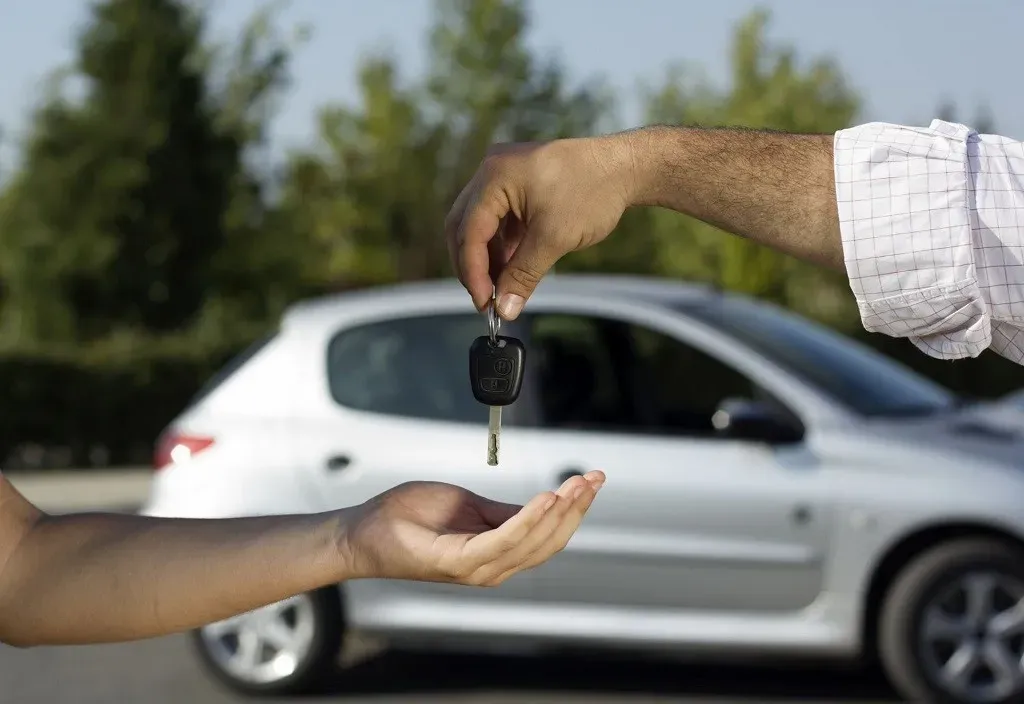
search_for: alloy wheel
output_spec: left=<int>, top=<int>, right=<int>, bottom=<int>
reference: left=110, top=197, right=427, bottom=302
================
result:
left=919, top=570, right=1024, bottom=702
left=198, top=593, right=318, bottom=685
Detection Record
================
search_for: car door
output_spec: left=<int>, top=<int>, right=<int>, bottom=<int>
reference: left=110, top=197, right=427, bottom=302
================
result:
left=514, top=308, right=835, bottom=614
left=290, top=310, right=539, bottom=605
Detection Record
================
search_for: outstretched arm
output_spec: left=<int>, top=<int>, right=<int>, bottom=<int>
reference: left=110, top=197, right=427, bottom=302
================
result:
left=448, top=120, right=1024, bottom=364
left=0, top=476, right=343, bottom=646
left=0, top=469, right=603, bottom=647
left=446, top=125, right=841, bottom=318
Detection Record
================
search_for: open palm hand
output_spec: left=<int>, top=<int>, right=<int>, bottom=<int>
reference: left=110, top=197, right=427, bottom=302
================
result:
left=344, top=471, right=604, bottom=587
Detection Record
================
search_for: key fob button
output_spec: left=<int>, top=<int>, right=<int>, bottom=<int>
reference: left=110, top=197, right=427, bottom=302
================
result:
left=493, top=358, right=512, bottom=376
left=480, top=377, right=509, bottom=393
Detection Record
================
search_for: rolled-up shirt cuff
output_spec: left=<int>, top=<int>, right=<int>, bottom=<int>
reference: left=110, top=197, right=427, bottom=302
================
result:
left=833, top=119, right=991, bottom=359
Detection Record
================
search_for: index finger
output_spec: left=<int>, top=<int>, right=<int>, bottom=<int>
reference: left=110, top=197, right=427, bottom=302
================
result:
left=457, top=184, right=511, bottom=311
left=445, top=177, right=476, bottom=288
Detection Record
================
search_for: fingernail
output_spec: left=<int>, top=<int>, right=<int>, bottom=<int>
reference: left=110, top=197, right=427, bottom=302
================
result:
left=572, top=486, right=585, bottom=500
left=497, top=293, right=524, bottom=320
left=593, top=480, right=605, bottom=492
left=543, top=495, right=557, bottom=511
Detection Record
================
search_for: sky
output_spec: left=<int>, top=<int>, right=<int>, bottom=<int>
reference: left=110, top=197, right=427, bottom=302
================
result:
left=1, top=0, right=1022, bottom=165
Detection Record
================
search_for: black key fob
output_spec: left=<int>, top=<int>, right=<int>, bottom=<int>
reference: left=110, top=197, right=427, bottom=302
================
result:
left=469, top=335, right=525, bottom=406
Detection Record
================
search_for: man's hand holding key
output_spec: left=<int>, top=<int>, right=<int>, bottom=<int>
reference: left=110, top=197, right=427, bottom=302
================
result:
left=444, top=128, right=842, bottom=320
left=445, top=136, right=637, bottom=319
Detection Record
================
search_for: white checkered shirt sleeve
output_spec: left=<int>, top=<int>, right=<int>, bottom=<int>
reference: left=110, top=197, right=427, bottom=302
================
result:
left=833, top=119, right=1024, bottom=364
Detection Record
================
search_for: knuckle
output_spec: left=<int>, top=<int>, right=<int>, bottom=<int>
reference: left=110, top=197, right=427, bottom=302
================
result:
left=481, top=153, right=505, bottom=175
left=506, top=265, right=543, bottom=289
left=481, top=152, right=521, bottom=186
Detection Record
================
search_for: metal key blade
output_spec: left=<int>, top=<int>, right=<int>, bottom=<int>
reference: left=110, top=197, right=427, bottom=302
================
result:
left=487, top=405, right=502, bottom=466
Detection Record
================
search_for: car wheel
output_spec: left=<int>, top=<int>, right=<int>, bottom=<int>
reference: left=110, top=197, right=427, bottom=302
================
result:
left=879, top=538, right=1024, bottom=704
left=190, top=586, right=344, bottom=696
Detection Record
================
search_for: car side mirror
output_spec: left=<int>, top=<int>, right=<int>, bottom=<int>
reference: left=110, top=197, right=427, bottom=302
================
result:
left=712, top=397, right=803, bottom=444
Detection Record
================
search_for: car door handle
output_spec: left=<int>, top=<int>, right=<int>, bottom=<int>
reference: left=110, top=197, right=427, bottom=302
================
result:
left=791, top=504, right=813, bottom=525
left=556, top=468, right=585, bottom=485
left=325, top=454, right=352, bottom=472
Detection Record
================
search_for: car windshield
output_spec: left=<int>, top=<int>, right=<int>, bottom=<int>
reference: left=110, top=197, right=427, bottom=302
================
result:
left=679, top=296, right=958, bottom=417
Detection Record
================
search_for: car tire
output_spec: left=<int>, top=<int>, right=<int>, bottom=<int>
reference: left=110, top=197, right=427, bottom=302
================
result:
left=190, top=586, right=345, bottom=697
left=879, top=538, right=1024, bottom=704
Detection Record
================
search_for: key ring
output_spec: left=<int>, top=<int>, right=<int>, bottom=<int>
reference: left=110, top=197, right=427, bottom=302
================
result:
left=488, top=297, right=501, bottom=344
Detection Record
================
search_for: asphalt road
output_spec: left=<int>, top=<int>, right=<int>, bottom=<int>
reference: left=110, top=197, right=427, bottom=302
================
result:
left=1, top=634, right=904, bottom=704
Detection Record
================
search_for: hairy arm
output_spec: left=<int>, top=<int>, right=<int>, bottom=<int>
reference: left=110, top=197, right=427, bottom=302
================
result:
left=0, top=474, right=346, bottom=647
left=626, top=125, right=843, bottom=270
left=453, top=119, right=1018, bottom=362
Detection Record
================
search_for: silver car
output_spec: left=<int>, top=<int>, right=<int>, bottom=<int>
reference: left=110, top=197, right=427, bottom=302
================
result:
left=142, top=275, right=1024, bottom=704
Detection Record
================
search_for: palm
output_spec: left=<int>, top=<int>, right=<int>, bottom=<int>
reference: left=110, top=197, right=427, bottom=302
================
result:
left=403, top=485, right=504, bottom=536
left=349, top=482, right=515, bottom=580
left=347, top=474, right=603, bottom=587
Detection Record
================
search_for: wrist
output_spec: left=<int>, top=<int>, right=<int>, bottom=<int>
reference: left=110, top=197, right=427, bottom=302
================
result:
left=619, top=125, right=682, bottom=209
left=327, top=504, right=374, bottom=581
left=319, top=507, right=360, bottom=582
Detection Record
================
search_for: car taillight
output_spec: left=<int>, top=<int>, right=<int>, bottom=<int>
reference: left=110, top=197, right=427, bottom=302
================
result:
left=154, top=430, right=215, bottom=471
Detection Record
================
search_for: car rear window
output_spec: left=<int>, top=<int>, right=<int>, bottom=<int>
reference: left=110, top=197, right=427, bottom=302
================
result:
left=326, top=314, right=491, bottom=424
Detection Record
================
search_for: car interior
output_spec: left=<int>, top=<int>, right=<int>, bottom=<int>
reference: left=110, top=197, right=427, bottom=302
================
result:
left=528, top=314, right=755, bottom=436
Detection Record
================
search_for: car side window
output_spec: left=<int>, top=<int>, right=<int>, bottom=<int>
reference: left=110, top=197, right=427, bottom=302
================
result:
left=627, top=323, right=758, bottom=435
left=527, top=313, right=761, bottom=437
left=327, top=314, right=489, bottom=424
left=527, top=314, right=631, bottom=429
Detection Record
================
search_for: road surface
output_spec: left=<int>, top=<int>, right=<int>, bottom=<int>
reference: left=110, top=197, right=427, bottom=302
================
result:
left=1, top=634, right=903, bottom=704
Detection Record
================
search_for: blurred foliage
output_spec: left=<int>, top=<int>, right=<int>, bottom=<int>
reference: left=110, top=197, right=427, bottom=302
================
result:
left=0, top=342, right=237, bottom=469
left=0, top=0, right=1021, bottom=468
left=562, top=10, right=862, bottom=334
left=0, top=0, right=301, bottom=350
left=273, top=0, right=612, bottom=287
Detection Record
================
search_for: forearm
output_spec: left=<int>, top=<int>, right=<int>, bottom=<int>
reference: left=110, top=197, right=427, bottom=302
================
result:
left=0, top=509, right=350, bottom=647
left=625, top=125, right=843, bottom=270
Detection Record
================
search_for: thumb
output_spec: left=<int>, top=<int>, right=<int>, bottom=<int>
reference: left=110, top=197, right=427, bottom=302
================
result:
left=495, top=228, right=561, bottom=321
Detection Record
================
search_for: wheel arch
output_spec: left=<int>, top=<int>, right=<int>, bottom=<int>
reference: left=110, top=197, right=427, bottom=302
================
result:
left=860, top=519, right=1024, bottom=662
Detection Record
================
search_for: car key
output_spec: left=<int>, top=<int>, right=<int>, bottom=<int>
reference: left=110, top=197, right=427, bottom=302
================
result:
left=469, top=299, right=526, bottom=466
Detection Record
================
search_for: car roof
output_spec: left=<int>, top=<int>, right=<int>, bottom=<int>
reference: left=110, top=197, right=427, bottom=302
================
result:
left=282, top=274, right=717, bottom=329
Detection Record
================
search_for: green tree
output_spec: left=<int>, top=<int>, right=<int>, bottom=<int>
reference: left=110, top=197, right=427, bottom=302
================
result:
left=274, top=0, right=611, bottom=289
left=0, top=0, right=225, bottom=344
left=183, top=2, right=311, bottom=346
left=0, top=0, right=297, bottom=350
left=599, top=9, right=863, bottom=328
